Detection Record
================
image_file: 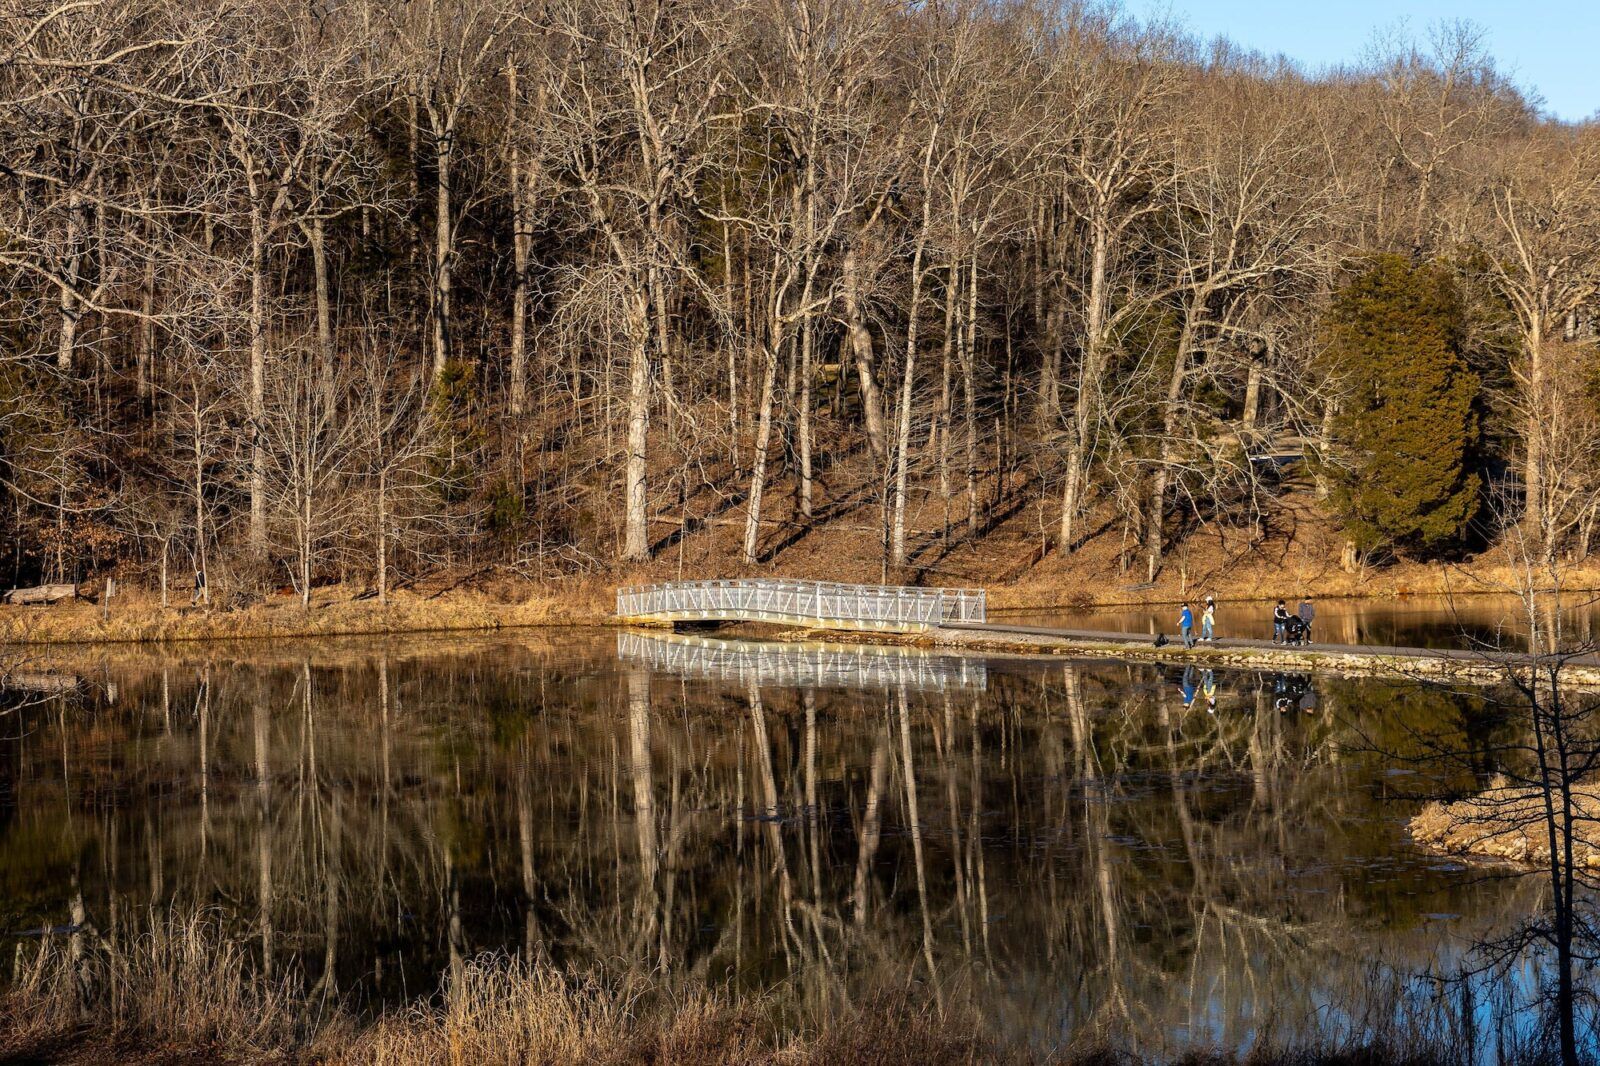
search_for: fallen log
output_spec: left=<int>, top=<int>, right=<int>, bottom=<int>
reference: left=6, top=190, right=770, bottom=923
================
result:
left=3, top=584, right=78, bottom=606
left=0, top=672, right=83, bottom=695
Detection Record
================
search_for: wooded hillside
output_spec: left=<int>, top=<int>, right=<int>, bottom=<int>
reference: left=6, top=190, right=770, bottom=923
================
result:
left=2, top=0, right=1598, bottom=606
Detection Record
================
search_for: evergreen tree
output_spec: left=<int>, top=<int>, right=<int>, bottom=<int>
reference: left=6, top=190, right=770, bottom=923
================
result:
left=1325, top=255, right=1482, bottom=558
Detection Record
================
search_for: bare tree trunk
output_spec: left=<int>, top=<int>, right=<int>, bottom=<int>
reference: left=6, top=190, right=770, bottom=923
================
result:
left=1060, top=216, right=1110, bottom=552
left=375, top=466, right=388, bottom=605
left=301, top=466, right=313, bottom=610
left=721, top=215, right=739, bottom=471
left=892, top=172, right=936, bottom=568
left=137, top=217, right=156, bottom=403
left=406, top=94, right=421, bottom=260
left=1315, top=398, right=1336, bottom=500
left=192, top=399, right=210, bottom=607
left=743, top=342, right=781, bottom=565
left=248, top=202, right=267, bottom=553
left=1524, top=320, right=1547, bottom=551
left=963, top=249, right=980, bottom=536
left=1147, top=320, right=1196, bottom=580
left=55, top=186, right=81, bottom=372
left=431, top=129, right=452, bottom=378
left=1241, top=356, right=1263, bottom=429
left=936, top=259, right=957, bottom=533
left=622, top=295, right=651, bottom=562
left=309, top=213, right=334, bottom=402
left=841, top=246, right=886, bottom=459
left=798, top=315, right=814, bottom=520
left=507, top=66, right=533, bottom=419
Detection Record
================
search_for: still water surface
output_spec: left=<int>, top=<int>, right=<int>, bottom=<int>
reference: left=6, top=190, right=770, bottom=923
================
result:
left=0, top=628, right=1584, bottom=1058
left=1000, top=591, right=1600, bottom=651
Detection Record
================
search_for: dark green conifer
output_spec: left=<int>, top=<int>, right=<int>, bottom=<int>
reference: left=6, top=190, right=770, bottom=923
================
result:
left=1325, top=255, right=1481, bottom=557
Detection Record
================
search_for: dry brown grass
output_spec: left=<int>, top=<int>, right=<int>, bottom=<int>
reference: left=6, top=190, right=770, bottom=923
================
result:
left=1, top=911, right=1001, bottom=1066
left=3, top=910, right=317, bottom=1055
left=0, top=580, right=613, bottom=647
left=1409, top=774, right=1600, bottom=868
left=0, top=909, right=1497, bottom=1066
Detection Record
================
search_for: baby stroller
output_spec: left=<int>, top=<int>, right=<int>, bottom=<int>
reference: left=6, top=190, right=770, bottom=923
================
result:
left=1282, top=615, right=1309, bottom=646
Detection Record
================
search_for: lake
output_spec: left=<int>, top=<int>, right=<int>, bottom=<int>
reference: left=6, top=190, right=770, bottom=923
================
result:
left=0, top=628, right=1582, bottom=1060
left=999, top=591, right=1600, bottom=651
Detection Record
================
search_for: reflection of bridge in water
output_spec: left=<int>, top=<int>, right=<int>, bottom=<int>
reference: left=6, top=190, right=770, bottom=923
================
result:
left=617, top=631, right=987, bottom=691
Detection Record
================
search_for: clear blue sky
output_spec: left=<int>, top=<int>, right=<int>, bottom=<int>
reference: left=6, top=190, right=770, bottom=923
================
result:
left=1136, top=0, right=1600, bottom=121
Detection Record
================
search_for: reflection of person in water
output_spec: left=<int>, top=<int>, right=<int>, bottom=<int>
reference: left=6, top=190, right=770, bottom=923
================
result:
left=1179, top=666, right=1198, bottom=708
left=1270, top=671, right=1314, bottom=714
left=1202, top=669, right=1217, bottom=713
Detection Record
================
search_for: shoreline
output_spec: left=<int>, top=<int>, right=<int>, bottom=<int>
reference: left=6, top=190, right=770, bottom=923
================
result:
left=0, top=573, right=1594, bottom=650
left=907, top=624, right=1600, bottom=688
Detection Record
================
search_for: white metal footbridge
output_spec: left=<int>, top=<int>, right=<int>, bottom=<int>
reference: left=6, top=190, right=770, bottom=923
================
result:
left=615, top=578, right=986, bottom=633
left=617, top=632, right=988, bottom=691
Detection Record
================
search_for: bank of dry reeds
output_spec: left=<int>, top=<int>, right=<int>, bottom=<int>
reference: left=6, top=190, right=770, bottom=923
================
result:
left=0, top=910, right=1514, bottom=1066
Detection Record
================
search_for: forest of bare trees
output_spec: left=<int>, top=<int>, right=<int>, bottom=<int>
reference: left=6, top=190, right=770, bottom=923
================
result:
left=3, top=0, right=1598, bottom=602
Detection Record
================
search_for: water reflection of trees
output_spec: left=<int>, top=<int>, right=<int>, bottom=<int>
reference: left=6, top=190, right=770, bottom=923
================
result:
left=0, top=637, right=1547, bottom=1057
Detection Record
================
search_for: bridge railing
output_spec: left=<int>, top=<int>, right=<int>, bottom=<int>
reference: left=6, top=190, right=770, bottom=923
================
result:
left=616, top=578, right=985, bottom=629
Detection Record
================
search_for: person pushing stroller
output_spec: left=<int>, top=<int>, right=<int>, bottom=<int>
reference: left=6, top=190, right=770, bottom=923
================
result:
left=1270, top=597, right=1315, bottom=645
left=1272, top=600, right=1290, bottom=644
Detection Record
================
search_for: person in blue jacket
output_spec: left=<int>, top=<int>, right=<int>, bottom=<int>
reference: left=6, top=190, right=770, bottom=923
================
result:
left=1178, top=602, right=1195, bottom=648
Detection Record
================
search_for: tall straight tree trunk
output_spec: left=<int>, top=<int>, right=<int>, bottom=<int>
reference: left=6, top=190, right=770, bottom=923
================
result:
left=1060, top=215, right=1110, bottom=552
left=841, top=247, right=887, bottom=459
left=743, top=341, right=781, bottom=565
left=137, top=239, right=156, bottom=404
left=1031, top=203, right=1051, bottom=425
left=55, top=187, right=82, bottom=372
left=506, top=66, right=534, bottom=419
left=375, top=467, right=388, bottom=605
left=309, top=213, right=333, bottom=400
left=1146, top=319, right=1196, bottom=581
left=622, top=293, right=651, bottom=562
left=248, top=201, right=267, bottom=553
left=798, top=316, right=814, bottom=520
left=406, top=95, right=421, bottom=261
left=1524, top=320, right=1547, bottom=551
left=962, top=249, right=980, bottom=535
left=936, top=258, right=958, bottom=532
left=1241, top=355, right=1264, bottom=429
left=300, top=467, right=313, bottom=610
left=431, top=132, right=452, bottom=378
left=721, top=214, right=739, bottom=471
left=892, top=170, right=937, bottom=569
left=192, top=395, right=209, bottom=606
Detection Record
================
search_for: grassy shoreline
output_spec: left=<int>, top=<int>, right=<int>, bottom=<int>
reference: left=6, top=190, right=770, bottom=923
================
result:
left=3, top=558, right=1596, bottom=648
left=0, top=910, right=1497, bottom=1066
